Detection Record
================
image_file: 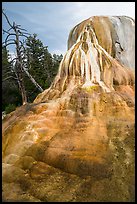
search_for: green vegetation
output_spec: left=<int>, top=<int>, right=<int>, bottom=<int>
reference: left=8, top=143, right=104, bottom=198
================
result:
left=23, top=34, right=63, bottom=102
left=2, top=42, right=63, bottom=113
left=2, top=11, right=63, bottom=114
left=2, top=46, right=22, bottom=111
left=5, top=104, right=16, bottom=114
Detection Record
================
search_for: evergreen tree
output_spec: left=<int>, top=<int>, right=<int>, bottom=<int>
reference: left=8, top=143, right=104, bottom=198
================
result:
left=2, top=16, right=63, bottom=111
left=24, top=34, right=46, bottom=101
left=2, top=46, right=22, bottom=111
left=52, top=53, right=63, bottom=77
left=24, top=34, right=63, bottom=102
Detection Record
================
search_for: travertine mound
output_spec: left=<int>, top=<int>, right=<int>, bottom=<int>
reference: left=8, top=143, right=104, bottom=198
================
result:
left=34, top=16, right=134, bottom=103
left=2, top=16, right=135, bottom=202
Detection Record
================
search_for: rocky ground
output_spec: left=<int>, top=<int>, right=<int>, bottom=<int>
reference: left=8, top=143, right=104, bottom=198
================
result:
left=2, top=85, right=135, bottom=202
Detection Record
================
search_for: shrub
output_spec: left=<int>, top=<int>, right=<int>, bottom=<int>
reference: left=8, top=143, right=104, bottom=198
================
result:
left=5, top=104, right=16, bottom=114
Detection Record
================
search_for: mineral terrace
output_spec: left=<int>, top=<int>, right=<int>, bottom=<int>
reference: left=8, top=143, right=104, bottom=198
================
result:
left=2, top=16, right=135, bottom=202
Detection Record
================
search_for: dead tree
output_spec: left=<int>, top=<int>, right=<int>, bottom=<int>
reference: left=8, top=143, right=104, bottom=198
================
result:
left=2, top=10, right=43, bottom=105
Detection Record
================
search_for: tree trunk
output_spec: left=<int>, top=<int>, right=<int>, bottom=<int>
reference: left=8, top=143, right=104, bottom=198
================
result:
left=23, top=68, right=43, bottom=92
left=17, top=65, right=27, bottom=105
left=15, top=26, right=27, bottom=105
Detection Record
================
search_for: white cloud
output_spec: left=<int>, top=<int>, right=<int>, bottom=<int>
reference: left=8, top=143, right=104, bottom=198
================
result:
left=72, top=2, right=135, bottom=22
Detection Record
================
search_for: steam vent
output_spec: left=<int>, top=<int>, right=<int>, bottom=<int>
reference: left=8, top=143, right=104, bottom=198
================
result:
left=2, top=16, right=135, bottom=202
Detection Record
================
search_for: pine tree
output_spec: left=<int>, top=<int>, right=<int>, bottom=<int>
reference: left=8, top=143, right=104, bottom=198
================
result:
left=2, top=11, right=63, bottom=109
left=24, top=34, right=63, bottom=102
left=2, top=11, right=44, bottom=105
left=2, top=46, right=22, bottom=111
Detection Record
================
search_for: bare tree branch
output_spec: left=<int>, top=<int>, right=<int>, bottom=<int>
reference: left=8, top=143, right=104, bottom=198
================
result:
left=18, top=30, right=30, bottom=35
left=10, top=58, right=18, bottom=64
left=19, top=32, right=31, bottom=38
left=23, top=67, right=44, bottom=92
left=3, top=71, right=14, bottom=76
left=3, top=39, right=16, bottom=45
left=4, top=31, right=30, bottom=39
left=2, top=76, right=18, bottom=82
left=7, top=27, right=13, bottom=32
left=2, top=10, right=44, bottom=105
left=3, top=42, right=17, bottom=47
left=18, top=27, right=27, bottom=32
left=18, top=34, right=30, bottom=38
left=2, top=10, right=13, bottom=28
left=5, top=34, right=16, bottom=43
left=3, top=29, right=16, bottom=35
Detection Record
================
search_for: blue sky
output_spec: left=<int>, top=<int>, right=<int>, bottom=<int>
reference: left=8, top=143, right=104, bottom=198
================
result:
left=2, top=2, right=135, bottom=56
